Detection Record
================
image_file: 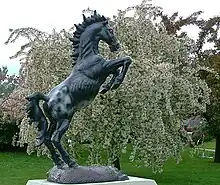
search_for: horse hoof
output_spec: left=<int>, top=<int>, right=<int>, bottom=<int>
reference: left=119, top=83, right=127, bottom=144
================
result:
left=99, top=85, right=110, bottom=94
left=57, top=162, right=66, bottom=169
left=68, top=161, right=78, bottom=168
left=111, top=83, right=120, bottom=90
left=99, top=87, right=108, bottom=94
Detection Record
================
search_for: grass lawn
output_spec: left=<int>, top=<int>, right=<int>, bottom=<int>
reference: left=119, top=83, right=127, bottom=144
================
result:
left=0, top=145, right=220, bottom=185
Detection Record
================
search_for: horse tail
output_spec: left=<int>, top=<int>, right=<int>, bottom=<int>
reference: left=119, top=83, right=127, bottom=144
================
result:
left=25, top=92, right=50, bottom=147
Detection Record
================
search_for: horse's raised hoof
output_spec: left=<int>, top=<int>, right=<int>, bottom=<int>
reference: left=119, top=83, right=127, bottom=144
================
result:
left=111, top=77, right=123, bottom=90
left=99, top=85, right=110, bottom=94
left=111, top=81, right=121, bottom=90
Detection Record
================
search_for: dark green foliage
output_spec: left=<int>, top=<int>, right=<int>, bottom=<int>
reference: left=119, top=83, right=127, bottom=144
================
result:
left=159, top=11, right=203, bottom=36
left=203, top=133, right=214, bottom=142
left=197, top=19, right=220, bottom=162
left=0, top=113, right=19, bottom=150
left=196, top=16, right=220, bottom=54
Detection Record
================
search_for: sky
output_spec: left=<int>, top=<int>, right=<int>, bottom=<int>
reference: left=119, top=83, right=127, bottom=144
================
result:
left=0, top=0, right=219, bottom=75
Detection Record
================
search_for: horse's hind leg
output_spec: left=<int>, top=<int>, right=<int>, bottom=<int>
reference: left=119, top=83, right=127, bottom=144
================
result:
left=43, top=103, right=64, bottom=167
left=52, top=119, right=78, bottom=168
left=44, top=123, right=64, bottom=167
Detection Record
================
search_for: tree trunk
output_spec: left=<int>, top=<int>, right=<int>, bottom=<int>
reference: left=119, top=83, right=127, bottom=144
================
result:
left=113, top=156, right=121, bottom=170
left=214, top=133, right=220, bottom=163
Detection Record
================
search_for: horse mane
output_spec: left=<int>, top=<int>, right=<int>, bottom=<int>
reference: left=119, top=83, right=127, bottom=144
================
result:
left=70, top=10, right=107, bottom=66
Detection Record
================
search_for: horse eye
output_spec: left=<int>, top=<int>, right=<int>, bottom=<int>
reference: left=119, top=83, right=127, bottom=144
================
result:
left=109, top=29, right=113, bottom=34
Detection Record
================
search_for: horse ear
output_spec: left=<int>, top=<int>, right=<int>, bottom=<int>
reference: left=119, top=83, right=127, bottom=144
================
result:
left=102, top=15, right=107, bottom=21
left=102, top=20, right=108, bottom=25
left=94, top=10, right=97, bottom=16
left=82, top=14, right=86, bottom=22
left=25, top=96, right=31, bottom=101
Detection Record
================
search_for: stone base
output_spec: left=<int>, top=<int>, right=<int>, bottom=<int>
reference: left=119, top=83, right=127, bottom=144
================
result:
left=47, top=165, right=128, bottom=184
left=26, top=176, right=157, bottom=185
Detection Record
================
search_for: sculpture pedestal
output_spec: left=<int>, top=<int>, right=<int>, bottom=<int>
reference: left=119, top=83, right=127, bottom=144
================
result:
left=26, top=176, right=157, bottom=185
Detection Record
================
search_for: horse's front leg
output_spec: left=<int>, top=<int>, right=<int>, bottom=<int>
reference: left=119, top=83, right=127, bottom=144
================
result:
left=99, top=69, right=120, bottom=94
left=103, top=56, right=132, bottom=90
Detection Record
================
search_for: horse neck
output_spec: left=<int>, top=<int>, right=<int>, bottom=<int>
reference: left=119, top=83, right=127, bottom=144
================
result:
left=78, top=34, right=99, bottom=59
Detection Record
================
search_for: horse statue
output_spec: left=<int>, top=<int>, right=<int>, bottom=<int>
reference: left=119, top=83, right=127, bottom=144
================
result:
left=26, top=11, right=132, bottom=175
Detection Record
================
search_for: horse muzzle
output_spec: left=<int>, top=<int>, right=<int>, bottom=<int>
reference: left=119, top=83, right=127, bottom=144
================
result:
left=109, top=42, right=120, bottom=52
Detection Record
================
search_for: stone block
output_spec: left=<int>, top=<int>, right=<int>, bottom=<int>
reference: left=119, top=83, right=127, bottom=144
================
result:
left=26, top=176, right=157, bottom=185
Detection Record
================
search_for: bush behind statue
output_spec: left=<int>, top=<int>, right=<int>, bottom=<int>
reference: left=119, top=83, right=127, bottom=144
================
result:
left=0, top=113, right=19, bottom=150
left=0, top=66, right=22, bottom=150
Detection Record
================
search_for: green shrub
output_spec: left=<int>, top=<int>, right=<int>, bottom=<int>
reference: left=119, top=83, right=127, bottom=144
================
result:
left=203, top=133, right=214, bottom=143
left=0, top=113, right=19, bottom=150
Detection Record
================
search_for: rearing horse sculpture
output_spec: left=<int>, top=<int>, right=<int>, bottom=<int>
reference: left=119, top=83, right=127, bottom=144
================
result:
left=26, top=11, right=132, bottom=168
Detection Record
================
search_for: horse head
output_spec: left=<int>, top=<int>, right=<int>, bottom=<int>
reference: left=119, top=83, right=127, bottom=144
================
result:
left=69, top=10, right=120, bottom=63
left=95, top=16, right=120, bottom=52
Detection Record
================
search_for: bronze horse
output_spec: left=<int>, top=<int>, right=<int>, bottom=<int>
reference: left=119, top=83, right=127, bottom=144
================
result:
left=26, top=11, right=132, bottom=168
